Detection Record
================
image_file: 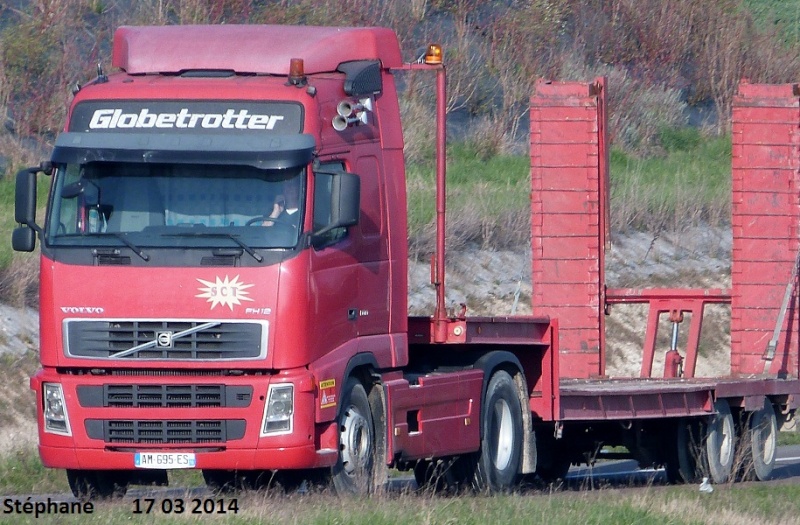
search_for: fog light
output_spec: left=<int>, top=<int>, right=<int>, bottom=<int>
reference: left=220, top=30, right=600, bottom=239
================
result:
left=44, top=383, right=71, bottom=436
left=261, top=384, right=294, bottom=436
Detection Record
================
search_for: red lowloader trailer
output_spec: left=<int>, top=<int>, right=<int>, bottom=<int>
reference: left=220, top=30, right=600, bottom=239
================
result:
left=9, top=24, right=800, bottom=498
left=528, top=78, right=800, bottom=484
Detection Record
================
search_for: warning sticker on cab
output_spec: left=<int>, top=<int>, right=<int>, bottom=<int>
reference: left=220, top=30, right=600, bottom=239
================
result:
left=319, top=379, right=336, bottom=409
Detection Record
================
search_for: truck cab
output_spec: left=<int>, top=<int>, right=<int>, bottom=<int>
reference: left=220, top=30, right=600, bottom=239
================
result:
left=14, top=24, right=412, bottom=496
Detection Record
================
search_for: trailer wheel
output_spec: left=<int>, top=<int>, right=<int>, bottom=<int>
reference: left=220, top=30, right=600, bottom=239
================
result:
left=665, top=418, right=704, bottom=484
left=534, top=431, right=571, bottom=483
left=331, top=377, right=375, bottom=495
left=67, top=470, right=128, bottom=500
left=742, top=398, right=777, bottom=481
left=706, top=399, right=736, bottom=483
left=472, top=370, right=523, bottom=492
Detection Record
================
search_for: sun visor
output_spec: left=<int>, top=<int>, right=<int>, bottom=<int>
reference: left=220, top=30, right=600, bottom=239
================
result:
left=51, top=132, right=315, bottom=170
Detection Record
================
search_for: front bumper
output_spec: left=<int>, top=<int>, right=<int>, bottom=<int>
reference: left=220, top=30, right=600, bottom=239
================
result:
left=31, top=367, right=339, bottom=471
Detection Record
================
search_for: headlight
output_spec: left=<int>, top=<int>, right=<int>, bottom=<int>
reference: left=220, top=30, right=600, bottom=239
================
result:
left=44, top=383, right=72, bottom=436
left=261, top=384, right=294, bottom=436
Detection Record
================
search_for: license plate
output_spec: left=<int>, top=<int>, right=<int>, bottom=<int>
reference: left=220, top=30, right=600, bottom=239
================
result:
left=134, top=452, right=196, bottom=469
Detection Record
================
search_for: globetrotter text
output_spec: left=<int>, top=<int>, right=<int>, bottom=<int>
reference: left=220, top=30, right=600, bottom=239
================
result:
left=88, top=108, right=286, bottom=130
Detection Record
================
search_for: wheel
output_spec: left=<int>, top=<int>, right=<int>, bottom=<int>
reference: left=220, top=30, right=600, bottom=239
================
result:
left=272, top=469, right=328, bottom=493
left=472, top=370, right=523, bottom=492
left=665, top=418, right=704, bottom=484
left=706, top=399, right=736, bottom=483
left=535, top=453, right=571, bottom=483
left=202, top=469, right=237, bottom=492
left=413, top=456, right=474, bottom=494
left=413, top=459, right=435, bottom=490
left=534, top=431, right=571, bottom=483
left=413, top=459, right=446, bottom=493
left=741, top=398, right=777, bottom=481
left=331, top=378, right=376, bottom=495
left=67, top=470, right=128, bottom=500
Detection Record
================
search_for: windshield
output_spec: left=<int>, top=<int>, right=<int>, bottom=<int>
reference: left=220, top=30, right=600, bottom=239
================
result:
left=45, top=161, right=305, bottom=251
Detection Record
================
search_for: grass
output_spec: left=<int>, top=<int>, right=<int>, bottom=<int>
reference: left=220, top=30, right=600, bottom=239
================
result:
left=778, top=431, right=800, bottom=447
left=0, top=449, right=68, bottom=495
left=610, top=132, right=731, bottom=233
left=745, top=0, right=800, bottom=47
left=406, top=143, right=530, bottom=256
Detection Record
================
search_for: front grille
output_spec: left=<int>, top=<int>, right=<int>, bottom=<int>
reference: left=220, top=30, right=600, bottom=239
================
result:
left=64, top=319, right=267, bottom=360
left=77, top=384, right=253, bottom=408
left=85, top=419, right=246, bottom=444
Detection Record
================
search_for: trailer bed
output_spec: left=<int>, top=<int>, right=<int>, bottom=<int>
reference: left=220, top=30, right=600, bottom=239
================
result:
left=558, top=376, right=800, bottom=421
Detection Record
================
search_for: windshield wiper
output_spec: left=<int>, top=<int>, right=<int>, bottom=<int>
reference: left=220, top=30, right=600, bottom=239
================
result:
left=163, top=232, right=263, bottom=262
left=92, top=232, right=149, bottom=261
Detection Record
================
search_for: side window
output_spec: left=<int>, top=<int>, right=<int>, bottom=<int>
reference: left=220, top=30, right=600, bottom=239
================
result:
left=50, top=164, right=82, bottom=236
left=313, top=162, right=348, bottom=247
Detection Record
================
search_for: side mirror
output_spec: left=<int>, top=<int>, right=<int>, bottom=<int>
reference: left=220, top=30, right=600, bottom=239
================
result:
left=15, top=168, right=38, bottom=226
left=12, top=165, right=47, bottom=252
left=311, top=171, right=360, bottom=245
left=330, top=172, right=360, bottom=228
left=12, top=226, right=35, bottom=252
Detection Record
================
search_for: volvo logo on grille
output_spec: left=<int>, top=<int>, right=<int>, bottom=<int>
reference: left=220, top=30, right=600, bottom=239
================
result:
left=156, top=331, right=174, bottom=348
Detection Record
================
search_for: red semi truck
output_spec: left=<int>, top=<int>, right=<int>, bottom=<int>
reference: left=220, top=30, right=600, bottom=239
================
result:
left=10, top=24, right=800, bottom=498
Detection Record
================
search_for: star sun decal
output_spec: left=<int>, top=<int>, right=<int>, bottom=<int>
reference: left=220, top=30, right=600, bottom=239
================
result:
left=196, top=275, right=255, bottom=310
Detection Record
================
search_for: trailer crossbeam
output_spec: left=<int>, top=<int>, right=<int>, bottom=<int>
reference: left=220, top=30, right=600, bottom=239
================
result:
left=605, top=288, right=732, bottom=379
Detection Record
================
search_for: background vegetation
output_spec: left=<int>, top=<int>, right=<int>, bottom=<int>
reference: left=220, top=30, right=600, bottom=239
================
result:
left=0, top=0, right=798, bottom=301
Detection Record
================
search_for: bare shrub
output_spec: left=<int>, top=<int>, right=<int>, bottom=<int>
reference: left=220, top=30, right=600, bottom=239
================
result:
left=0, top=253, right=39, bottom=309
left=400, top=91, right=437, bottom=166
left=252, top=0, right=373, bottom=25
left=409, top=177, right=530, bottom=258
left=0, top=135, right=45, bottom=176
left=566, top=0, right=800, bottom=134
left=463, top=115, right=505, bottom=160
left=129, top=0, right=254, bottom=24
left=558, top=50, right=686, bottom=155
left=0, top=1, right=117, bottom=138
left=478, top=0, right=569, bottom=153
left=691, top=2, right=753, bottom=134
left=0, top=21, right=64, bottom=136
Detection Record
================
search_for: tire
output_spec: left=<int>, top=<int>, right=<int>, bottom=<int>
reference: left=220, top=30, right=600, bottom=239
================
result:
left=534, top=432, right=571, bottom=483
left=67, top=470, right=128, bottom=500
left=535, top=456, right=571, bottom=484
left=472, top=370, right=523, bottom=492
left=665, top=418, right=704, bottom=484
left=202, top=469, right=269, bottom=492
left=331, top=377, right=376, bottom=495
left=413, top=456, right=475, bottom=494
left=706, top=399, right=736, bottom=483
left=272, top=469, right=328, bottom=493
left=413, top=459, right=442, bottom=492
left=743, top=398, right=777, bottom=481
